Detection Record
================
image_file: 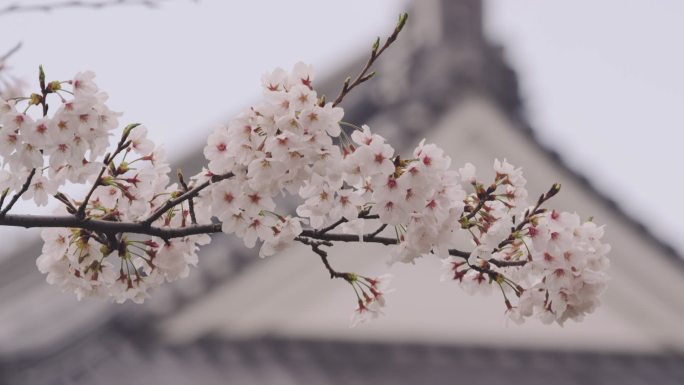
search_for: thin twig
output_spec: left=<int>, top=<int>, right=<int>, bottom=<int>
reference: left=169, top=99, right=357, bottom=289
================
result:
left=0, top=168, right=36, bottom=216
left=368, top=223, right=387, bottom=238
left=77, top=157, right=110, bottom=219
left=141, top=172, right=234, bottom=226
left=0, top=189, right=8, bottom=209
left=53, top=192, right=77, bottom=214
left=331, top=13, right=408, bottom=107
left=77, top=123, right=138, bottom=218
left=316, top=217, right=347, bottom=235
left=178, top=170, right=197, bottom=225
left=296, top=237, right=351, bottom=281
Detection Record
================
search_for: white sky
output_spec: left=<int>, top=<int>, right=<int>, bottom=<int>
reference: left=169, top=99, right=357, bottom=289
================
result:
left=0, top=0, right=682, bottom=256
left=484, top=0, right=684, bottom=255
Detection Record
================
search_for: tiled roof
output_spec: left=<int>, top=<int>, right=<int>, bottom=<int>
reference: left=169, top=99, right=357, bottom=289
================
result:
left=4, top=322, right=684, bottom=385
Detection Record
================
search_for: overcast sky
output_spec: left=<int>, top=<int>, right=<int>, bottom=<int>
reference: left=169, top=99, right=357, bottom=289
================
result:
left=483, top=0, right=684, bottom=255
left=0, top=0, right=681, bottom=256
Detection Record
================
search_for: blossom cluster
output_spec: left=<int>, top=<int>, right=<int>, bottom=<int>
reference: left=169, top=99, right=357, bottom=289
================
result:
left=441, top=162, right=610, bottom=325
left=0, top=71, right=211, bottom=303
left=35, top=118, right=213, bottom=302
left=0, top=71, right=119, bottom=205
left=0, top=63, right=610, bottom=326
left=200, top=62, right=467, bottom=262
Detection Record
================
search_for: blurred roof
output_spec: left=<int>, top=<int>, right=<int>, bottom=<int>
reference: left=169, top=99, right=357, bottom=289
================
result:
left=5, top=321, right=684, bottom=385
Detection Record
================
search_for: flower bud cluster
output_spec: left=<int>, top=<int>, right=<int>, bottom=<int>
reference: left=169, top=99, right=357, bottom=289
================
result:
left=349, top=274, right=393, bottom=327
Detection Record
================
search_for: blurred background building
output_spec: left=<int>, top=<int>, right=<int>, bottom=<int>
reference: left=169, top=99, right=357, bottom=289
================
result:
left=1, top=0, right=684, bottom=384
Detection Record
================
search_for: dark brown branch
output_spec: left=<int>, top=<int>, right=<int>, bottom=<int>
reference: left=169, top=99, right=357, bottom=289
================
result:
left=0, top=213, right=221, bottom=239
left=141, top=172, right=234, bottom=226
left=301, top=229, right=397, bottom=246
left=314, top=208, right=381, bottom=236
left=77, top=155, right=110, bottom=218
left=77, top=123, right=139, bottom=219
left=53, top=192, right=77, bottom=214
left=295, top=236, right=332, bottom=248
left=0, top=189, right=8, bottom=209
left=447, top=248, right=470, bottom=259
left=316, top=217, right=347, bottom=235
left=369, top=223, right=387, bottom=238
left=488, top=259, right=527, bottom=268
left=177, top=170, right=196, bottom=225
left=0, top=0, right=171, bottom=17
left=331, top=13, right=408, bottom=107
left=0, top=168, right=36, bottom=216
left=296, top=236, right=352, bottom=281
left=446, top=241, right=528, bottom=267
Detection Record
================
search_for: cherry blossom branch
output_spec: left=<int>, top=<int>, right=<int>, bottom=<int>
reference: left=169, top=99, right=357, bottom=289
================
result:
left=299, top=229, right=472, bottom=259
left=0, top=212, right=476, bottom=262
left=0, top=0, right=173, bottom=16
left=0, top=12, right=610, bottom=326
left=331, top=13, right=408, bottom=107
left=140, top=171, right=234, bottom=226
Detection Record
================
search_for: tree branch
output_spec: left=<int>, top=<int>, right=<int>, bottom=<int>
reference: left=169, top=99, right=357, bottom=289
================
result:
left=76, top=127, right=133, bottom=219
left=296, top=236, right=351, bottom=281
left=0, top=213, right=221, bottom=239
left=0, top=0, right=173, bottom=17
left=300, top=229, right=397, bottom=246
left=177, top=170, right=196, bottom=225
left=140, top=172, right=234, bottom=226
left=488, top=259, right=527, bottom=268
left=368, top=223, right=387, bottom=238
left=315, top=217, right=347, bottom=235
left=0, top=168, right=36, bottom=216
